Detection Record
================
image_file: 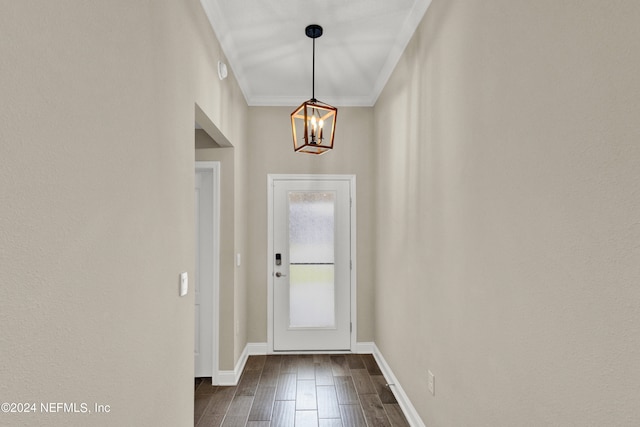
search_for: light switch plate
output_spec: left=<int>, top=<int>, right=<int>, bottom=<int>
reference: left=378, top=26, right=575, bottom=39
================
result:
left=179, top=272, right=188, bottom=297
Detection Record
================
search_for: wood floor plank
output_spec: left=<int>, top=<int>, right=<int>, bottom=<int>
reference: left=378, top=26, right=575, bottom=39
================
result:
left=384, top=403, right=411, bottom=427
left=359, top=394, right=392, bottom=427
left=248, top=385, right=276, bottom=421
left=317, top=385, right=341, bottom=419
left=275, top=373, right=297, bottom=401
left=259, top=368, right=279, bottom=387
left=295, top=410, right=319, bottom=426
left=314, top=354, right=331, bottom=364
left=346, top=354, right=366, bottom=369
left=339, top=404, right=367, bottom=427
left=194, top=393, right=212, bottom=424
left=220, top=415, right=249, bottom=427
left=280, top=355, right=299, bottom=373
left=330, top=355, right=350, bottom=376
left=272, top=400, right=295, bottom=427
left=202, top=386, right=236, bottom=416
left=221, top=394, right=253, bottom=427
left=296, top=379, right=317, bottom=410
left=334, top=376, right=359, bottom=405
left=370, top=375, right=398, bottom=404
left=351, top=369, right=377, bottom=395
left=263, top=354, right=282, bottom=373
left=225, top=395, right=253, bottom=418
left=246, top=422, right=270, bottom=427
left=195, top=377, right=216, bottom=395
left=244, top=355, right=266, bottom=371
left=361, top=354, right=383, bottom=375
left=196, top=412, right=225, bottom=427
left=319, top=419, right=343, bottom=427
left=236, top=370, right=261, bottom=396
left=315, top=362, right=335, bottom=386
left=297, top=355, right=316, bottom=380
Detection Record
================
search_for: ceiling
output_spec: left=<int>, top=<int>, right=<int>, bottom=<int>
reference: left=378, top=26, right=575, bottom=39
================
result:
left=199, top=0, right=432, bottom=107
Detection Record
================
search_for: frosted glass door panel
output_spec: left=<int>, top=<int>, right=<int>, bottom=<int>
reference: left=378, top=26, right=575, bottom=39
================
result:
left=288, top=191, right=336, bottom=329
left=288, top=192, right=335, bottom=264
left=289, top=265, right=335, bottom=328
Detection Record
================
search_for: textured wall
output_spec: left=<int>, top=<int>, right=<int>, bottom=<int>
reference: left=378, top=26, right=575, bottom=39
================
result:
left=0, top=1, right=247, bottom=426
left=244, top=107, right=376, bottom=345
left=374, top=0, right=640, bottom=425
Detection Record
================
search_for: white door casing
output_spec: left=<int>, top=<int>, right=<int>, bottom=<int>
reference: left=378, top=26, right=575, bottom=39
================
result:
left=195, top=162, right=220, bottom=380
left=268, top=174, right=356, bottom=352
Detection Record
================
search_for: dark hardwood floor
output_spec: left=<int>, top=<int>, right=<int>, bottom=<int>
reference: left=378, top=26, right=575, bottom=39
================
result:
left=194, top=354, right=410, bottom=427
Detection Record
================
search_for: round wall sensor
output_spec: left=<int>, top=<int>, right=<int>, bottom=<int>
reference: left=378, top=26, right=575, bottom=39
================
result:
left=217, top=61, right=228, bottom=80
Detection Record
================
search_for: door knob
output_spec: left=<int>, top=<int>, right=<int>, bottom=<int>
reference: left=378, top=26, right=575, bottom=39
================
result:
left=275, top=272, right=287, bottom=277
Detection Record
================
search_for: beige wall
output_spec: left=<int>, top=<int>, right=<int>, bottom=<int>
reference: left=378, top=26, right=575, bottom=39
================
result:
left=374, top=0, right=640, bottom=425
left=0, top=1, right=247, bottom=426
left=3, top=0, right=638, bottom=425
left=195, top=131, right=249, bottom=370
left=245, top=107, right=376, bottom=344
left=195, top=132, right=243, bottom=370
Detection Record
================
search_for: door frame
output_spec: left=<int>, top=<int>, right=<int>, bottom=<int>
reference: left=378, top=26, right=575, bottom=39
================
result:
left=267, top=174, right=357, bottom=353
left=195, top=161, right=221, bottom=382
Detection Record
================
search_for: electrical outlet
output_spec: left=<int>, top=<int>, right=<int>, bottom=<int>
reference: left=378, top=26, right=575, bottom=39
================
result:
left=428, top=370, right=435, bottom=396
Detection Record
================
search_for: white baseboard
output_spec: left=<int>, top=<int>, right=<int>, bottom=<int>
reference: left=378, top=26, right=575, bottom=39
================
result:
left=243, top=342, right=372, bottom=355
left=243, top=342, right=376, bottom=355
left=247, top=342, right=268, bottom=355
left=355, top=341, right=376, bottom=354
left=215, top=345, right=249, bottom=386
left=371, top=344, right=426, bottom=427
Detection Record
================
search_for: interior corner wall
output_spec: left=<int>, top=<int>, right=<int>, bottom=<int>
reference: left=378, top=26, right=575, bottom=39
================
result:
left=0, top=1, right=248, bottom=426
left=195, top=134, right=238, bottom=371
left=195, top=129, right=249, bottom=371
left=373, top=0, right=640, bottom=425
left=244, top=106, right=376, bottom=346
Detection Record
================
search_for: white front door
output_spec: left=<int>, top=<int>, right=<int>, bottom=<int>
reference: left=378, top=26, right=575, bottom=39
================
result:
left=270, top=176, right=354, bottom=351
left=194, top=164, right=219, bottom=378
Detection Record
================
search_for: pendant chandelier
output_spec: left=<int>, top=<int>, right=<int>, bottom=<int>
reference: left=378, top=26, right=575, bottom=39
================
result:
left=291, top=24, right=337, bottom=155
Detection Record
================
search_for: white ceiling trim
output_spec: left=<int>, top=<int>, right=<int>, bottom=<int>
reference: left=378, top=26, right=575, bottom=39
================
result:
left=199, top=0, right=432, bottom=107
left=369, top=0, right=433, bottom=106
